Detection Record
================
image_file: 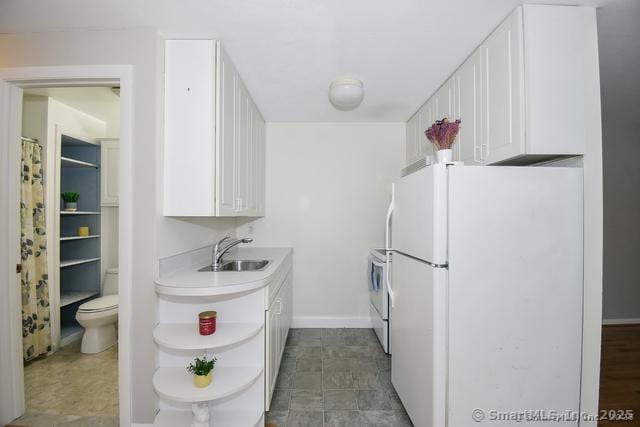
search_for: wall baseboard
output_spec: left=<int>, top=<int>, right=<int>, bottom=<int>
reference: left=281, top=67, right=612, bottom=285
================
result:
left=602, top=318, right=640, bottom=325
left=292, top=316, right=372, bottom=328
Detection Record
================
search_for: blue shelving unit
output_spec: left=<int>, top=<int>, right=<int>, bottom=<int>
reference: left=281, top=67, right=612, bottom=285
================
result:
left=59, top=135, right=101, bottom=342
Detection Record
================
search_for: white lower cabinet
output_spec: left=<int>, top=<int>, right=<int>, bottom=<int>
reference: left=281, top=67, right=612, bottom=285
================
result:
left=153, top=287, right=267, bottom=427
left=265, top=273, right=292, bottom=409
left=405, top=5, right=598, bottom=167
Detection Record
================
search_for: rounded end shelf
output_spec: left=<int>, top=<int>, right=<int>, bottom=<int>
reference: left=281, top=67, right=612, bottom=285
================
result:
left=153, top=366, right=262, bottom=403
left=154, top=322, right=263, bottom=351
left=153, top=409, right=263, bottom=427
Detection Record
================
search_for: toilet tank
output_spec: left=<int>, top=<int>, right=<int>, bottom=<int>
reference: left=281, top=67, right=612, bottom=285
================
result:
left=103, top=267, right=119, bottom=295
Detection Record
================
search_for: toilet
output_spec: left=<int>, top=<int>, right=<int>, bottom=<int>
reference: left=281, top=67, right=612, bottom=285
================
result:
left=76, top=267, right=119, bottom=354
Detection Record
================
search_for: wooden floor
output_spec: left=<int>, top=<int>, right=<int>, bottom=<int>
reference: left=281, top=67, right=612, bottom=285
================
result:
left=599, top=325, right=640, bottom=426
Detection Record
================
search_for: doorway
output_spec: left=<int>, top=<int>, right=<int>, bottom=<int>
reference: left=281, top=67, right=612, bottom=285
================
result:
left=12, top=86, right=121, bottom=426
left=0, top=67, right=133, bottom=427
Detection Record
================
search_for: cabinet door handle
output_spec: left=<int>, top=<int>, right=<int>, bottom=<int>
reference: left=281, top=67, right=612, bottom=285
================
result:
left=276, top=299, right=283, bottom=315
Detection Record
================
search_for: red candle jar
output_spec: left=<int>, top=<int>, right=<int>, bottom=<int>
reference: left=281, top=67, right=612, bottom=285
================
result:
left=198, top=311, right=217, bottom=335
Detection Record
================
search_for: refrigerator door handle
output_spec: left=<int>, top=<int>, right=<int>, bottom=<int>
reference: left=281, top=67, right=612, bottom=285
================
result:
left=385, top=190, right=396, bottom=307
left=386, top=252, right=395, bottom=308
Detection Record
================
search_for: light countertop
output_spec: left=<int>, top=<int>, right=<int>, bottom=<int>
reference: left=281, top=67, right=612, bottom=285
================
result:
left=155, top=247, right=293, bottom=297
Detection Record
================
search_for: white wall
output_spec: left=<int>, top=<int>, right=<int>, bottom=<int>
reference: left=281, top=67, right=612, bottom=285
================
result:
left=0, top=30, right=236, bottom=423
left=236, top=123, right=404, bottom=326
left=598, top=0, right=640, bottom=322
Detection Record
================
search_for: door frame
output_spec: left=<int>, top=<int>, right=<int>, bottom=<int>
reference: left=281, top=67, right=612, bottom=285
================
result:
left=0, top=65, right=134, bottom=427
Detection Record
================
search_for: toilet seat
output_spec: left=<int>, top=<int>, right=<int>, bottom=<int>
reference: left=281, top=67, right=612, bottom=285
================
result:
left=78, top=295, right=119, bottom=313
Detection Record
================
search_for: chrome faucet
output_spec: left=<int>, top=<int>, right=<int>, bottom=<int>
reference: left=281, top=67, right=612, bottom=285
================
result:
left=211, top=236, right=254, bottom=271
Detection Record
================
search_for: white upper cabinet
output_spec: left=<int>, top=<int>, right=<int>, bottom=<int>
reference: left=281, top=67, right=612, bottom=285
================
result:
left=418, top=97, right=435, bottom=159
left=481, top=8, right=524, bottom=165
left=454, top=51, right=483, bottom=165
left=405, top=113, right=419, bottom=165
left=216, top=45, right=239, bottom=216
left=405, top=5, right=598, bottom=166
left=164, top=40, right=266, bottom=217
left=100, top=139, right=120, bottom=206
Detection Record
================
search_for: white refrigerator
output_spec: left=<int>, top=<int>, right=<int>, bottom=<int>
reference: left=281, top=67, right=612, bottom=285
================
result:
left=387, top=164, right=583, bottom=427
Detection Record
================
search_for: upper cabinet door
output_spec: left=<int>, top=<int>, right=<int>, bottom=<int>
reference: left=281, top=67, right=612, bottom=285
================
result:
left=100, top=139, right=120, bottom=206
left=482, top=8, right=524, bottom=164
left=250, top=110, right=264, bottom=217
left=236, top=80, right=253, bottom=215
left=434, top=79, right=456, bottom=159
left=164, top=40, right=266, bottom=217
left=405, top=113, right=418, bottom=165
left=434, top=79, right=454, bottom=121
left=418, top=99, right=435, bottom=159
left=455, top=50, right=483, bottom=165
left=216, top=45, right=239, bottom=216
left=164, top=40, right=216, bottom=216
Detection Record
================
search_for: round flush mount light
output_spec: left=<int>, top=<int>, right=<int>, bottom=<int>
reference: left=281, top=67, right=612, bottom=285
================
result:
left=329, top=77, right=364, bottom=110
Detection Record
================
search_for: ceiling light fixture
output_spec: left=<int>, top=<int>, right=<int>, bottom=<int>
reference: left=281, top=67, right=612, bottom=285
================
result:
left=328, top=77, right=364, bottom=110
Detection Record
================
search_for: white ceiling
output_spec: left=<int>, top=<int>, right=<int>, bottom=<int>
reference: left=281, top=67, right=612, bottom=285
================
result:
left=0, top=0, right=614, bottom=122
left=24, top=87, right=120, bottom=127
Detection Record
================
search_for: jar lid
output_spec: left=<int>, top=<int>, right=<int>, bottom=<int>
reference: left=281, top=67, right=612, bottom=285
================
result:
left=199, top=310, right=217, bottom=319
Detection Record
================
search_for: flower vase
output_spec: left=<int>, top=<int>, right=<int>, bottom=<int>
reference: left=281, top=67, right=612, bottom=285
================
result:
left=436, top=149, right=453, bottom=164
left=193, top=372, right=212, bottom=388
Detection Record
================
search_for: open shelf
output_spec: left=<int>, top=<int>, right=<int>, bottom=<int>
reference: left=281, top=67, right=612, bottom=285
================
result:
left=153, top=323, right=263, bottom=351
left=60, top=257, right=100, bottom=268
left=61, top=156, right=99, bottom=168
left=153, top=409, right=263, bottom=427
left=153, top=366, right=262, bottom=403
left=60, top=235, right=100, bottom=241
left=60, top=290, right=99, bottom=307
left=61, top=211, right=100, bottom=215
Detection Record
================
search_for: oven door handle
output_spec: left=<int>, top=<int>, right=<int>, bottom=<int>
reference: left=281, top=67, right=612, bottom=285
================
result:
left=370, top=257, right=385, bottom=269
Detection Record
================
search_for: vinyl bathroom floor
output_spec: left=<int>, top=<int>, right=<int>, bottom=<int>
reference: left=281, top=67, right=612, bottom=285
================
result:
left=265, top=328, right=413, bottom=427
left=10, top=341, right=119, bottom=427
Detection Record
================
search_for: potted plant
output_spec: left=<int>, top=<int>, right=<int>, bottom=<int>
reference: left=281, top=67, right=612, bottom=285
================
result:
left=187, top=356, right=217, bottom=388
left=61, top=192, right=80, bottom=211
left=425, top=118, right=462, bottom=163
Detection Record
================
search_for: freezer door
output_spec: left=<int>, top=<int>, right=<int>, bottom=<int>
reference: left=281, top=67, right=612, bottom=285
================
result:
left=392, top=164, right=448, bottom=265
left=390, top=252, right=447, bottom=427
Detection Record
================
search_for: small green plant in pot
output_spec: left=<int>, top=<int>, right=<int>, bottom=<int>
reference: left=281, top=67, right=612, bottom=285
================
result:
left=61, top=192, right=80, bottom=212
left=187, top=356, right=217, bottom=388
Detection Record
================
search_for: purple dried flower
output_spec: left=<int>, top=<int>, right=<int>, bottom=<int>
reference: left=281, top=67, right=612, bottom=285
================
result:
left=423, top=117, right=462, bottom=150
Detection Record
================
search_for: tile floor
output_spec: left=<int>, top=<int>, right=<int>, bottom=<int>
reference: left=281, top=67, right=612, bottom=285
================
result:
left=266, top=328, right=413, bottom=427
left=10, top=341, right=119, bottom=427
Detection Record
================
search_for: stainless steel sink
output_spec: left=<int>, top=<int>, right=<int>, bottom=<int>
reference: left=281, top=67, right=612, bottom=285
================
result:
left=198, top=260, right=270, bottom=272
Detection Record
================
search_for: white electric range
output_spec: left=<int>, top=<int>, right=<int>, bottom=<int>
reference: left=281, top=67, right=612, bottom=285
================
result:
left=368, top=248, right=390, bottom=353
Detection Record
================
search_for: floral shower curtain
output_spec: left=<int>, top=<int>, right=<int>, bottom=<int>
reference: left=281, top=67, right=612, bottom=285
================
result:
left=20, top=140, right=51, bottom=361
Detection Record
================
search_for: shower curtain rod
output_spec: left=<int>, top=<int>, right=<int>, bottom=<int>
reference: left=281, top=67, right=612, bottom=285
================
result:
left=21, top=136, right=39, bottom=143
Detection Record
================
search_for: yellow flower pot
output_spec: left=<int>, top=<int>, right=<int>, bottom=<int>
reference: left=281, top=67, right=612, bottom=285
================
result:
left=193, top=372, right=212, bottom=388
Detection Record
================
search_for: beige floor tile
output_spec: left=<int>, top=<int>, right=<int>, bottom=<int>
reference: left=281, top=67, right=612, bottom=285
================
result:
left=19, top=341, right=119, bottom=420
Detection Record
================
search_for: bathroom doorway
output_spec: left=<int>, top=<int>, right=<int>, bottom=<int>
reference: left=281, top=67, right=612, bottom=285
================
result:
left=11, top=86, right=121, bottom=426
left=0, top=64, right=137, bottom=427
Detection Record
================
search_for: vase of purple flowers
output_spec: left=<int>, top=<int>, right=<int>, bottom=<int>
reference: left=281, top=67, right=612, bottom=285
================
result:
left=425, top=118, right=461, bottom=164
